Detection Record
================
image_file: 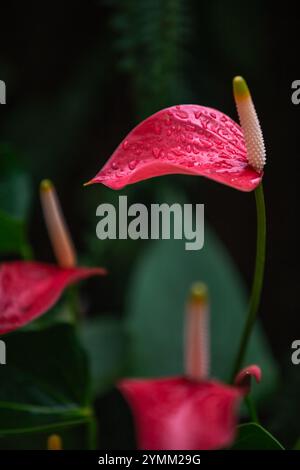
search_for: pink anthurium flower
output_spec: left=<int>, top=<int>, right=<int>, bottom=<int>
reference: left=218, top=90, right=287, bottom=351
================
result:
left=118, top=283, right=261, bottom=450
left=86, top=77, right=265, bottom=192
left=0, top=180, right=106, bottom=335
left=0, top=261, right=105, bottom=335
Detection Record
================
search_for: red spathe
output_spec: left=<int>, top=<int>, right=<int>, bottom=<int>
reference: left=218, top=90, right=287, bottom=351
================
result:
left=119, top=376, right=242, bottom=450
left=0, top=261, right=106, bottom=334
left=89, top=105, right=262, bottom=192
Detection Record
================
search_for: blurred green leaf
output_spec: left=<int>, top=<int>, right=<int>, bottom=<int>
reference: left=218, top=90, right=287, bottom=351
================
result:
left=0, top=210, right=27, bottom=256
left=0, top=324, right=92, bottom=447
left=22, top=300, right=74, bottom=332
left=80, top=316, right=127, bottom=396
left=232, top=423, right=284, bottom=450
left=125, top=225, right=277, bottom=400
left=0, top=173, right=32, bottom=220
left=293, top=438, right=300, bottom=450
left=0, top=145, right=32, bottom=257
left=0, top=145, right=32, bottom=220
left=0, top=421, right=89, bottom=450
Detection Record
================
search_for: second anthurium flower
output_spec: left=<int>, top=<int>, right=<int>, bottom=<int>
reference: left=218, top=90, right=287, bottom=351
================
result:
left=0, top=180, right=106, bottom=335
left=118, top=283, right=261, bottom=450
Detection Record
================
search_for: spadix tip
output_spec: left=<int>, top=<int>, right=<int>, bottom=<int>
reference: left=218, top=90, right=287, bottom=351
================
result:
left=233, top=76, right=250, bottom=100
left=189, top=282, right=208, bottom=305
left=40, top=179, right=54, bottom=192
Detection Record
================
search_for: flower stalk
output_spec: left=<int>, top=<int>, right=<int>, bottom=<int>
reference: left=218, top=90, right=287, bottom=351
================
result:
left=231, top=184, right=266, bottom=380
left=231, top=77, right=266, bottom=380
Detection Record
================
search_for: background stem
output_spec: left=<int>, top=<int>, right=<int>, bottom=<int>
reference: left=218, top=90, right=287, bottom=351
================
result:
left=67, top=285, right=81, bottom=325
left=231, top=183, right=266, bottom=380
left=245, top=395, right=259, bottom=423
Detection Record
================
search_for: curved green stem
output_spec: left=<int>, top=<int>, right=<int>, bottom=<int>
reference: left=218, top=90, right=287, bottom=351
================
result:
left=245, top=395, right=259, bottom=423
left=231, top=183, right=266, bottom=381
left=67, top=285, right=81, bottom=325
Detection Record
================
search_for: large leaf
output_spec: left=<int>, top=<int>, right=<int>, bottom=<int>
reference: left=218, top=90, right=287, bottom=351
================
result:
left=232, top=423, right=284, bottom=450
left=80, top=315, right=127, bottom=396
left=0, top=323, right=92, bottom=447
left=125, top=224, right=277, bottom=399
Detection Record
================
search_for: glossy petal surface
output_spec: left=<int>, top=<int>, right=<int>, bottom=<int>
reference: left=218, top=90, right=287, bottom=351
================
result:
left=0, top=261, right=106, bottom=334
left=89, top=105, right=262, bottom=192
left=119, top=376, right=241, bottom=450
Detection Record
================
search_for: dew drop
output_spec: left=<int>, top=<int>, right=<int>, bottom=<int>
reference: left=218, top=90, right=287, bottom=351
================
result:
left=111, top=161, right=119, bottom=170
left=128, top=160, right=137, bottom=170
left=175, top=107, right=189, bottom=119
left=122, top=140, right=129, bottom=150
left=185, top=123, right=195, bottom=132
left=152, top=147, right=160, bottom=158
left=167, top=129, right=172, bottom=136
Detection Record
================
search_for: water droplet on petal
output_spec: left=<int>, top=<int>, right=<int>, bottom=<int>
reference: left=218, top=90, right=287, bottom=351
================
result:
left=152, top=147, right=160, bottom=158
left=128, top=160, right=137, bottom=170
left=111, top=162, right=119, bottom=170
left=185, top=123, right=195, bottom=132
left=122, top=140, right=129, bottom=150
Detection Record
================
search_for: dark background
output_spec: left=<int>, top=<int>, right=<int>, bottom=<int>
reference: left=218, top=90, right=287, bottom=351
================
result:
left=0, top=0, right=299, bottom=445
